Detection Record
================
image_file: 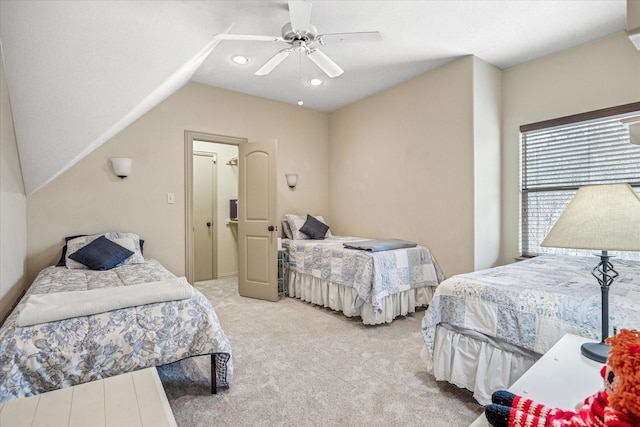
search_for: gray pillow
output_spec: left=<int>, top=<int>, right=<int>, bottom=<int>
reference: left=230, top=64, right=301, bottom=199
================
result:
left=299, top=214, right=330, bottom=240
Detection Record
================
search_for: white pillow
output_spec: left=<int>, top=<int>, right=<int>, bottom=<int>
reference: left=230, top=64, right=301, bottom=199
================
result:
left=66, top=235, right=99, bottom=269
left=282, top=220, right=293, bottom=239
left=66, top=232, right=145, bottom=269
left=283, top=214, right=332, bottom=240
left=110, top=237, right=144, bottom=263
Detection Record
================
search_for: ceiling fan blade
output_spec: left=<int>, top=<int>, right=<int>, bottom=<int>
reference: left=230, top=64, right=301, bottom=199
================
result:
left=216, top=34, right=283, bottom=42
left=255, top=49, right=293, bottom=76
left=306, top=48, right=343, bottom=78
left=318, top=32, right=382, bottom=45
left=288, top=1, right=312, bottom=33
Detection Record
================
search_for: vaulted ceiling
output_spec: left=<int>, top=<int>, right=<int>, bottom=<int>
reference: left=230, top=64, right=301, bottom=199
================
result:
left=0, top=1, right=627, bottom=195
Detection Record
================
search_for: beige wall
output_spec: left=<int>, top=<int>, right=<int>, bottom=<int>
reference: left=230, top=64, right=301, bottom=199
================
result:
left=473, top=57, right=502, bottom=270
left=0, top=50, right=27, bottom=320
left=26, top=83, right=329, bottom=284
left=329, top=57, right=477, bottom=277
left=500, top=32, right=640, bottom=265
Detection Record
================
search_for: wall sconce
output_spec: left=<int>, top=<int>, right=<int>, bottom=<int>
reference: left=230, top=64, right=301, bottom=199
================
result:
left=285, top=173, right=298, bottom=189
left=110, top=157, right=132, bottom=179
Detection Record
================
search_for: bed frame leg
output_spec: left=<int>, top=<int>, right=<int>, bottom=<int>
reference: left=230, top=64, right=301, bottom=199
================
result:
left=211, top=354, right=217, bottom=394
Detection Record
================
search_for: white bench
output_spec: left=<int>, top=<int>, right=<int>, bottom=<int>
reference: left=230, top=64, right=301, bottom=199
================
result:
left=0, top=367, right=177, bottom=427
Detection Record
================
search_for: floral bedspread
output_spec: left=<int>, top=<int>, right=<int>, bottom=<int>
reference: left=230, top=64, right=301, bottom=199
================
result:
left=284, top=236, right=444, bottom=312
left=421, top=254, right=640, bottom=357
left=0, top=259, right=232, bottom=402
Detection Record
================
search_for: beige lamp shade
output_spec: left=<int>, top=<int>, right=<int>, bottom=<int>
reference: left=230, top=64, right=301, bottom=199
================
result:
left=541, top=184, right=640, bottom=251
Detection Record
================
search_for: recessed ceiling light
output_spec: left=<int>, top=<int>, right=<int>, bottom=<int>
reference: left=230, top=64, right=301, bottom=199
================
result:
left=308, top=78, right=323, bottom=86
left=231, top=55, right=249, bottom=65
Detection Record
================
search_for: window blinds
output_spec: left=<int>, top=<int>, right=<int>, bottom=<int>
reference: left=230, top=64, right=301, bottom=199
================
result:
left=521, top=114, right=640, bottom=257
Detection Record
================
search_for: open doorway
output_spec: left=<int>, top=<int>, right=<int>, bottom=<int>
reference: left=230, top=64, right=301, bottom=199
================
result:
left=184, top=131, right=246, bottom=284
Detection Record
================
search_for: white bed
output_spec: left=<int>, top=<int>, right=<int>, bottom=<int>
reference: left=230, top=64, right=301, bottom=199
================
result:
left=282, top=214, right=444, bottom=325
left=0, top=232, right=233, bottom=402
left=420, top=254, right=640, bottom=405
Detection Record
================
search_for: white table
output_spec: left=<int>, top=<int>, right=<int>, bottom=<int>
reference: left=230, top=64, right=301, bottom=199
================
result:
left=470, top=334, right=604, bottom=426
left=0, top=367, right=177, bottom=427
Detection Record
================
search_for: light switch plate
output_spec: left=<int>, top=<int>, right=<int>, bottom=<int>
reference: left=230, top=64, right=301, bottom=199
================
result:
left=167, top=193, right=175, bottom=204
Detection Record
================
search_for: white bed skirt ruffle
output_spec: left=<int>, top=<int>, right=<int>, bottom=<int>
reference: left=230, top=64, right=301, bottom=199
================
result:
left=287, top=271, right=434, bottom=325
left=429, top=325, right=537, bottom=405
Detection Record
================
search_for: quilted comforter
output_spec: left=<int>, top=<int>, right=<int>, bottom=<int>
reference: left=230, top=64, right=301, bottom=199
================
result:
left=0, top=259, right=233, bottom=402
left=285, top=236, right=444, bottom=312
left=421, top=254, right=640, bottom=357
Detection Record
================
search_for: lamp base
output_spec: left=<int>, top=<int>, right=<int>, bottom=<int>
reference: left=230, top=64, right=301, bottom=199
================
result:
left=581, top=341, right=609, bottom=363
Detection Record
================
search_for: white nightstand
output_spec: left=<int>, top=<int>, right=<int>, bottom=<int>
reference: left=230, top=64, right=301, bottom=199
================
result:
left=470, top=334, right=605, bottom=426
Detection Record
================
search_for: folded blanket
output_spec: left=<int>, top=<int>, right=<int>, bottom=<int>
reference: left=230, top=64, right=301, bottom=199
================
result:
left=16, top=277, right=193, bottom=327
left=343, top=238, right=417, bottom=252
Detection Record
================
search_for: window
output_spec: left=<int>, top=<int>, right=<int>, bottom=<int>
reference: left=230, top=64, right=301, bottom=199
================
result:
left=520, top=103, right=640, bottom=259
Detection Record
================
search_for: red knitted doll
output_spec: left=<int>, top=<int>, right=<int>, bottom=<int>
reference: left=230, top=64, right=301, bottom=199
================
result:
left=484, top=329, right=640, bottom=427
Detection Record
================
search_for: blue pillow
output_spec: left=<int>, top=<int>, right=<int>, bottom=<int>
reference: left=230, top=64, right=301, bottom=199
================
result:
left=299, top=214, right=329, bottom=240
left=68, top=236, right=134, bottom=270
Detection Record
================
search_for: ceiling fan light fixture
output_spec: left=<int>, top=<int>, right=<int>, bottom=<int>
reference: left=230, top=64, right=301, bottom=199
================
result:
left=308, top=78, right=323, bottom=86
left=220, top=1, right=380, bottom=78
left=231, top=55, right=250, bottom=65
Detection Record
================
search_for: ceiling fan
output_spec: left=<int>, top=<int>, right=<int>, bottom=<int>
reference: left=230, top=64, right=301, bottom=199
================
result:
left=216, top=1, right=381, bottom=78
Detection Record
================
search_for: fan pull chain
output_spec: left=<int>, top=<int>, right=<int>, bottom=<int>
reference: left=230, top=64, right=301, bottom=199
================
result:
left=297, top=51, right=304, bottom=106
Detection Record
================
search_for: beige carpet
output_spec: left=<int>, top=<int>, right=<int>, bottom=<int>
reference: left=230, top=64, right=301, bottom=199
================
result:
left=158, top=276, right=484, bottom=426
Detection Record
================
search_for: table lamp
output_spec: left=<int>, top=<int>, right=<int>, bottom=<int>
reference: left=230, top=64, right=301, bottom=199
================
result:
left=541, top=183, right=640, bottom=362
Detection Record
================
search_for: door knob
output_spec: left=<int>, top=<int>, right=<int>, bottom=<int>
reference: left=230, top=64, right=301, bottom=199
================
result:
left=267, top=225, right=275, bottom=231
left=206, top=222, right=212, bottom=227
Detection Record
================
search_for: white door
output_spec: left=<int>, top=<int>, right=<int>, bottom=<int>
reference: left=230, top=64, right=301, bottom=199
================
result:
left=193, top=152, right=217, bottom=281
left=238, top=140, right=278, bottom=301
